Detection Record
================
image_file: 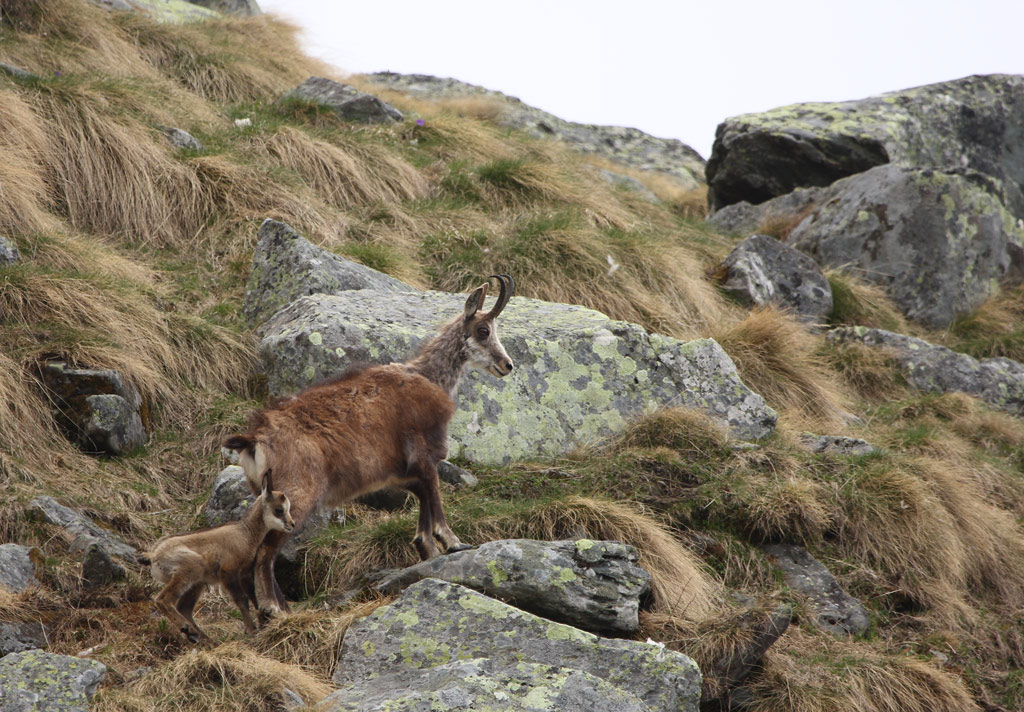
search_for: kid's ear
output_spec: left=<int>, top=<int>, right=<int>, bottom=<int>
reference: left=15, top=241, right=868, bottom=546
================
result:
left=262, top=468, right=274, bottom=495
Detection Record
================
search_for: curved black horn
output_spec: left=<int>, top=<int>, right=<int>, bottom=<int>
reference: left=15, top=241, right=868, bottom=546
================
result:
left=485, top=274, right=514, bottom=318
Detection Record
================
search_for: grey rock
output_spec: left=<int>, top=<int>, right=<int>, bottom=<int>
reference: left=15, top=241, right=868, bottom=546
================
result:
left=364, top=72, right=705, bottom=189
left=162, top=127, right=202, bottom=151
left=29, top=496, right=137, bottom=561
left=280, top=687, right=305, bottom=711
left=374, top=539, right=651, bottom=635
left=0, top=63, right=34, bottom=80
left=828, top=326, right=1024, bottom=416
left=715, top=233, right=833, bottom=323
left=706, top=186, right=824, bottom=237
left=0, top=622, right=48, bottom=658
left=82, top=394, right=147, bottom=455
left=277, top=77, right=404, bottom=124
left=124, top=0, right=219, bottom=20
left=598, top=169, right=660, bottom=202
left=706, top=74, right=1024, bottom=219
left=702, top=605, right=791, bottom=707
left=333, top=578, right=701, bottom=712
left=81, top=543, right=126, bottom=587
left=320, top=656, right=650, bottom=712
left=788, top=165, right=1024, bottom=328
left=761, top=544, right=869, bottom=636
left=243, top=219, right=411, bottom=326
left=40, top=362, right=147, bottom=455
left=0, top=544, right=38, bottom=595
left=88, top=0, right=133, bottom=11
left=256, top=290, right=777, bottom=464
left=183, top=0, right=259, bottom=15
left=0, top=650, right=106, bottom=712
left=801, top=434, right=879, bottom=456
left=0, top=237, right=19, bottom=265
left=436, top=460, right=477, bottom=487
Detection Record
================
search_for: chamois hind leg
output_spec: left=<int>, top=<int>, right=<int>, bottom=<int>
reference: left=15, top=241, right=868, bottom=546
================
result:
left=175, top=582, right=206, bottom=636
left=405, top=480, right=440, bottom=560
left=223, top=574, right=258, bottom=634
left=155, top=572, right=208, bottom=643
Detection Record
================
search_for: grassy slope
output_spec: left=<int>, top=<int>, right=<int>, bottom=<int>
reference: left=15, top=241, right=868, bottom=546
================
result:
left=1, top=1, right=1023, bottom=710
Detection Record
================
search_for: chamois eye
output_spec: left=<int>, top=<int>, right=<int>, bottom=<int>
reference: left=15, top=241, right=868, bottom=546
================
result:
left=477, top=326, right=490, bottom=338
left=274, top=507, right=284, bottom=517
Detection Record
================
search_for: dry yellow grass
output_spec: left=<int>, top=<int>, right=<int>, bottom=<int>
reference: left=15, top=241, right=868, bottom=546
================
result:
left=826, top=268, right=911, bottom=332
left=712, top=306, right=851, bottom=428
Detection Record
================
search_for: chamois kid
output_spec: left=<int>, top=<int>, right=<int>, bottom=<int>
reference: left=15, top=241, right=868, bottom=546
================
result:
left=224, top=275, right=515, bottom=618
left=141, top=470, right=294, bottom=642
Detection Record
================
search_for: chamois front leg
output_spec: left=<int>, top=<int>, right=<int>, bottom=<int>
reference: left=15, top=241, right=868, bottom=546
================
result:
left=405, top=480, right=440, bottom=559
left=254, top=530, right=291, bottom=621
left=423, top=463, right=472, bottom=554
left=223, top=572, right=258, bottom=634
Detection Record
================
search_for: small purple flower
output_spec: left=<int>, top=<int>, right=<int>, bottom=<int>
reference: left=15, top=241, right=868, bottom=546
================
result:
left=415, top=119, right=425, bottom=127
left=55, top=70, right=61, bottom=77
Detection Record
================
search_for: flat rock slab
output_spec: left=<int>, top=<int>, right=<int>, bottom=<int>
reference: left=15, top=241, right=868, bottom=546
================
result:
left=762, top=544, right=869, bottom=637
left=0, top=622, right=47, bottom=658
left=0, top=544, right=39, bottom=594
left=277, top=76, right=404, bottom=124
left=29, top=497, right=137, bottom=561
left=788, top=165, right=1024, bottom=328
left=714, top=233, right=832, bottom=323
left=706, top=74, right=1024, bottom=218
left=258, top=291, right=776, bottom=464
left=829, top=327, right=1024, bottom=416
left=801, top=434, right=879, bottom=457
left=244, top=219, right=411, bottom=326
left=374, top=539, right=650, bottom=635
left=333, top=578, right=701, bottom=712
left=320, top=656, right=649, bottom=712
left=0, top=650, right=106, bottom=712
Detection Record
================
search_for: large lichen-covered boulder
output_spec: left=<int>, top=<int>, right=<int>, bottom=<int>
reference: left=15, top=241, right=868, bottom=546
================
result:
left=762, top=544, right=869, bottom=637
left=373, top=539, right=650, bottom=635
left=331, top=578, right=701, bottom=712
left=706, top=74, right=1024, bottom=216
left=243, top=219, right=411, bottom=326
left=787, top=165, right=1024, bottom=328
left=256, top=291, right=776, bottom=463
left=828, top=327, right=1024, bottom=416
left=277, top=77, right=404, bottom=124
left=0, top=650, right=106, bottom=712
left=713, top=233, right=832, bottom=323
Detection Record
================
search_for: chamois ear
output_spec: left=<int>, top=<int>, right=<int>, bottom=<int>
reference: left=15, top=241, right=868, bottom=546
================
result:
left=464, top=283, right=488, bottom=320
left=261, top=468, right=274, bottom=497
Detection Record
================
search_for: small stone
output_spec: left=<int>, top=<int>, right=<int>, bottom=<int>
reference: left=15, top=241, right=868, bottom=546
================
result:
left=0, top=62, right=34, bottom=80
left=0, top=544, right=39, bottom=594
left=81, top=542, right=126, bottom=587
left=29, top=496, right=138, bottom=561
left=163, top=127, right=203, bottom=151
left=436, top=460, right=478, bottom=487
left=83, top=394, right=147, bottom=455
left=801, top=434, right=879, bottom=457
left=0, top=236, right=20, bottom=265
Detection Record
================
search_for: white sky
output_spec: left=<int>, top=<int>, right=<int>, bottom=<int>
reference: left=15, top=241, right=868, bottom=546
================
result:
left=258, top=0, right=1024, bottom=160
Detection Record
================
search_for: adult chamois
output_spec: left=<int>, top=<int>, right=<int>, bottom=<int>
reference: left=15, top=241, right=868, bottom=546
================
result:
left=225, top=275, right=515, bottom=617
left=142, top=470, right=294, bottom=642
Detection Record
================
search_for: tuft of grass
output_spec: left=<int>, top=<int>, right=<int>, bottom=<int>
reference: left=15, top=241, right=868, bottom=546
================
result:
left=944, top=282, right=1024, bottom=361
left=712, top=306, right=851, bottom=428
left=826, top=269, right=910, bottom=332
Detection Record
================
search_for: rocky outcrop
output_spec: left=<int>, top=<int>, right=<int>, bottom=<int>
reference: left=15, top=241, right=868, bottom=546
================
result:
left=828, top=327, right=1024, bottom=416
left=256, top=289, right=776, bottom=464
left=40, top=362, right=147, bottom=455
left=328, top=578, right=701, bottom=712
left=243, top=219, right=411, bottom=326
left=373, top=539, right=650, bottom=635
left=786, top=165, right=1024, bottom=328
left=30, top=496, right=138, bottom=562
left=713, top=233, right=832, bottom=323
left=706, top=74, right=1024, bottom=217
left=706, top=186, right=823, bottom=237
left=0, top=544, right=38, bottom=594
left=0, top=650, right=106, bottom=711
left=762, top=544, right=870, bottom=637
left=277, top=77, right=404, bottom=124
left=363, top=72, right=706, bottom=189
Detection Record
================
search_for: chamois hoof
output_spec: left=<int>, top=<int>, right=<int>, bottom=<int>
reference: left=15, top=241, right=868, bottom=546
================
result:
left=258, top=607, right=283, bottom=626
